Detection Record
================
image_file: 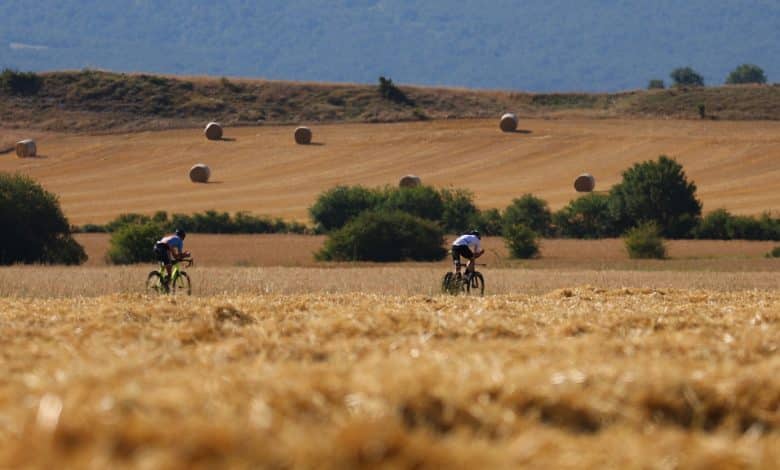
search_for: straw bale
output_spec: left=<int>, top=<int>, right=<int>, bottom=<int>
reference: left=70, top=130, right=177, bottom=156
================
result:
left=500, top=113, right=518, bottom=132
left=399, top=175, right=422, bottom=188
left=15, top=139, right=37, bottom=158
left=189, top=164, right=211, bottom=183
left=204, top=122, right=223, bottom=140
left=294, top=127, right=312, bottom=145
left=574, top=173, right=596, bottom=192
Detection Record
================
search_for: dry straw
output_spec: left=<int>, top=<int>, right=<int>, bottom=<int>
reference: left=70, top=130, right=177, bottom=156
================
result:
left=294, top=126, right=312, bottom=145
left=204, top=122, right=223, bottom=140
left=189, top=163, right=211, bottom=183
left=499, top=113, right=518, bottom=132
left=574, top=173, right=596, bottom=192
left=15, top=139, right=37, bottom=158
left=399, top=174, right=422, bottom=188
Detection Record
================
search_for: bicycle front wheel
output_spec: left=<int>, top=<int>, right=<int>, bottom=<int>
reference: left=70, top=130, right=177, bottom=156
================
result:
left=465, top=272, right=485, bottom=296
left=146, top=271, right=167, bottom=295
left=171, top=271, right=192, bottom=296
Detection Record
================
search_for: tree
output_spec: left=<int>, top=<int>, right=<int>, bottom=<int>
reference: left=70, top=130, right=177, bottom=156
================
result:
left=647, top=79, right=665, bottom=89
left=378, top=76, right=412, bottom=105
left=609, top=156, right=702, bottom=238
left=381, top=185, right=444, bottom=222
left=317, top=210, right=446, bottom=262
left=503, top=194, right=553, bottom=236
left=726, top=64, right=767, bottom=85
left=554, top=193, right=620, bottom=238
left=0, top=173, right=86, bottom=265
left=439, top=187, right=479, bottom=233
left=670, top=67, right=704, bottom=87
left=309, top=185, right=381, bottom=232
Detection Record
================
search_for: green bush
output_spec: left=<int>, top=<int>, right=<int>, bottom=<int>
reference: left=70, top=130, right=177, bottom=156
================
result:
left=670, top=66, right=704, bottom=87
left=624, top=223, right=666, bottom=259
left=609, top=155, right=701, bottom=238
left=648, top=79, right=665, bottom=89
left=503, top=223, right=539, bottom=259
left=106, top=222, right=165, bottom=264
left=695, top=208, right=733, bottom=239
left=472, top=208, right=504, bottom=236
left=309, top=185, right=381, bottom=232
left=768, top=246, right=780, bottom=258
left=317, top=211, right=446, bottom=262
left=0, top=69, right=43, bottom=95
left=726, top=64, right=767, bottom=85
left=382, top=185, right=444, bottom=222
left=439, top=187, right=479, bottom=233
left=503, top=194, right=553, bottom=236
left=554, top=193, right=620, bottom=238
left=0, top=173, right=86, bottom=265
left=695, top=209, right=780, bottom=241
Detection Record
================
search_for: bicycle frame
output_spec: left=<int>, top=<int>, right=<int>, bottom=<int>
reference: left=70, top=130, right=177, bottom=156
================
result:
left=158, top=258, right=192, bottom=282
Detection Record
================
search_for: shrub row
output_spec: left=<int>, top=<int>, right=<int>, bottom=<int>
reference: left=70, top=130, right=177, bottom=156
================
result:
left=309, top=185, right=500, bottom=235
left=76, top=210, right=308, bottom=234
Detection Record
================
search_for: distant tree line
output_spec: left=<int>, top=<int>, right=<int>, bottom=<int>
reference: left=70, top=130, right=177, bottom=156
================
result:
left=648, top=64, right=768, bottom=89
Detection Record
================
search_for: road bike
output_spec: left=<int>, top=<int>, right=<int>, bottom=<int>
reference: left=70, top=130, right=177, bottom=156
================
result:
left=441, top=261, right=485, bottom=296
left=146, top=258, right=193, bottom=295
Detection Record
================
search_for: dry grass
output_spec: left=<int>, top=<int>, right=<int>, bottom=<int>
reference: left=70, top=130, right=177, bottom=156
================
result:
left=3, top=118, right=780, bottom=224
left=74, top=233, right=780, bottom=268
left=2, top=264, right=780, bottom=299
left=0, top=289, right=777, bottom=467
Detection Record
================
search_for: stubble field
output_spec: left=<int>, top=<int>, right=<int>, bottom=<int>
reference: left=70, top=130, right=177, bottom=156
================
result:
left=2, top=118, right=780, bottom=224
left=2, top=116, right=780, bottom=467
left=0, top=289, right=777, bottom=467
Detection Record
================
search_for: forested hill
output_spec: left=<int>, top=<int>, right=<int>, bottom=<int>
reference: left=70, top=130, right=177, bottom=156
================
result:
left=0, top=0, right=778, bottom=92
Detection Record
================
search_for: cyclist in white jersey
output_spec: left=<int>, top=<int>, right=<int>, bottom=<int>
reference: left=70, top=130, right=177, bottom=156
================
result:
left=153, top=229, right=190, bottom=283
left=451, top=230, right=484, bottom=276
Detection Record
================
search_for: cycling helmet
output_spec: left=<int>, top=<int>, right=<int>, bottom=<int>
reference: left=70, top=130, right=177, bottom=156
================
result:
left=175, top=228, right=186, bottom=239
left=470, top=229, right=481, bottom=239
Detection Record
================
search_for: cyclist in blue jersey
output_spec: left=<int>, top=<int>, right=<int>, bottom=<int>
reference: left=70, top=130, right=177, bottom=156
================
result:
left=451, top=230, right=484, bottom=276
left=153, top=229, right=190, bottom=284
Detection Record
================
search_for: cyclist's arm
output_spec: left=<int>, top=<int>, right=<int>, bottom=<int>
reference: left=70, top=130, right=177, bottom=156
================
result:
left=474, top=241, right=485, bottom=257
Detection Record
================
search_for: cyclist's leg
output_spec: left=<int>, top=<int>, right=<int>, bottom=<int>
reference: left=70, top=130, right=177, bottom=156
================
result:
left=452, top=247, right=462, bottom=274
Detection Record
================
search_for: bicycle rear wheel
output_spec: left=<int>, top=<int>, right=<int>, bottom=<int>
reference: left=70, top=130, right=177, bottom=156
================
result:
left=146, top=271, right=167, bottom=295
left=171, top=271, right=192, bottom=296
left=441, top=272, right=455, bottom=294
left=465, top=272, right=485, bottom=296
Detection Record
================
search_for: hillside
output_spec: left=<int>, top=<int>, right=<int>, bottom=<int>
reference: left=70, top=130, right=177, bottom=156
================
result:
left=2, top=71, right=780, bottom=133
left=2, top=118, right=779, bottom=225
left=1, top=0, right=778, bottom=91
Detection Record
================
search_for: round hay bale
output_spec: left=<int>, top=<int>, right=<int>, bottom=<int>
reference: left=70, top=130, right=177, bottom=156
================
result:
left=189, top=164, right=211, bottom=183
left=15, top=139, right=37, bottom=158
left=574, top=173, right=596, bottom=192
left=294, top=126, right=312, bottom=145
left=399, top=175, right=422, bottom=188
left=499, top=113, right=518, bottom=132
left=204, top=122, right=223, bottom=141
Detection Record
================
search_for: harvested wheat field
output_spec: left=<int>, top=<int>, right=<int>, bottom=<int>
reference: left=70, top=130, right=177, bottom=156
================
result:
left=2, top=118, right=780, bottom=224
left=0, top=290, right=777, bottom=467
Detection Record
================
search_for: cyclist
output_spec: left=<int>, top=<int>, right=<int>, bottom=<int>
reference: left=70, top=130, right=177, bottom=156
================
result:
left=153, top=229, right=190, bottom=284
left=451, top=230, right=484, bottom=277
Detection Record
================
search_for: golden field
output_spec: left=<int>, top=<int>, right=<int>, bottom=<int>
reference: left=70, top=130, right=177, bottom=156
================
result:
left=0, top=289, right=777, bottom=468
left=2, top=118, right=780, bottom=225
left=74, top=233, right=780, bottom=267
